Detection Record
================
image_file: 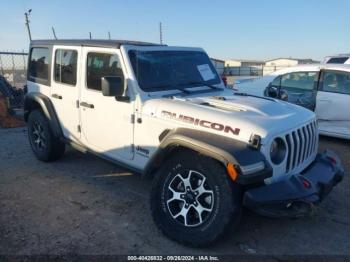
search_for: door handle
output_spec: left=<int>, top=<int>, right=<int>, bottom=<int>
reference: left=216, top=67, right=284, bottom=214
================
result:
left=80, top=101, right=94, bottom=109
left=51, top=94, right=62, bottom=99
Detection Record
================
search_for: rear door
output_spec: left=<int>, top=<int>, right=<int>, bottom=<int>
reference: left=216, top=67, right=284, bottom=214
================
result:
left=79, top=47, right=134, bottom=160
left=50, top=46, right=81, bottom=142
left=315, top=70, right=350, bottom=138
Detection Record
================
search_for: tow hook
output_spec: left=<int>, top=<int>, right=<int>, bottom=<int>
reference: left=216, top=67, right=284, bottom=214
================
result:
left=286, top=201, right=317, bottom=217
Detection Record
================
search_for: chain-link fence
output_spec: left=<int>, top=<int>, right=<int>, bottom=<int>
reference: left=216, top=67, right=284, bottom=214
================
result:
left=223, top=65, right=290, bottom=77
left=0, top=51, right=28, bottom=109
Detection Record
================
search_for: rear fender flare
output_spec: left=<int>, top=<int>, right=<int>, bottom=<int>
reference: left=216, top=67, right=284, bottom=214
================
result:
left=24, top=92, right=62, bottom=138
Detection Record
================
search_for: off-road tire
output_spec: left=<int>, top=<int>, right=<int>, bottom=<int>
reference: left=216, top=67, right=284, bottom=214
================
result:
left=27, top=109, right=65, bottom=162
left=150, top=150, right=242, bottom=247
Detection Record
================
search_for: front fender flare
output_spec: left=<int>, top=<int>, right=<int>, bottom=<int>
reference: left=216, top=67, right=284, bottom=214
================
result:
left=143, top=128, right=272, bottom=184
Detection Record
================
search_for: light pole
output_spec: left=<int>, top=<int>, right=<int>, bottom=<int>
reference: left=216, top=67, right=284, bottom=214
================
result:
left=25, top=9, right=32, bottom=41
left=159, top=22, right=163, bottom=45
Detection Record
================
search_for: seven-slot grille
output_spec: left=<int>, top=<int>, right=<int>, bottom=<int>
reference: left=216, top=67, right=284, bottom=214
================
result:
left=285, top=121, right=318, bottom=172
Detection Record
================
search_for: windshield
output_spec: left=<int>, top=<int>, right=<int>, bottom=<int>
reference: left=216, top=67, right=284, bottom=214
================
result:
left=128, top=50, right=221, bottom=92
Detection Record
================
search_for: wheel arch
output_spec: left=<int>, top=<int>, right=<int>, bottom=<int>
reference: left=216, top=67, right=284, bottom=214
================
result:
left=24, top=92, right=63, bottom=138
left=143, top=128, right=272, bottom=184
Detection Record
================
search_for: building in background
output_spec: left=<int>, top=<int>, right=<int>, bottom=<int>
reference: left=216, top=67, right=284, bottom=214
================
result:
left=224, top=59, right=265, bottom=76
left=225, top=59, right=265, bottom=67
left=210, top=58, right=225, bottom=75
left=265, top=58, right=319, bottom=67
left=224, top=57, right=319, bottom=77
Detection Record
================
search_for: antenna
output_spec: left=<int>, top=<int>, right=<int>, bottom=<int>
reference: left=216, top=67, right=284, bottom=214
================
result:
left=52, top=26, right=58, bottom=39
left=108, top=31, right=111, bottom=40
left=89, top=32, right=92, bottom=39
left=24, top=9, right=32, bottom=41
left=159, top=22, right=163, bottom=44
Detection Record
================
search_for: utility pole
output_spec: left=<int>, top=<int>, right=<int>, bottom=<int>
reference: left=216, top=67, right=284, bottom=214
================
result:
left=89, top=32, right=92, bottom=39
left=52, top=27, right=58, bottom=39
left=108, top=31, right=111, bottom=40
left=25, top=9, right=32, bottom=41
left=159, top=22, right=163, bottom=45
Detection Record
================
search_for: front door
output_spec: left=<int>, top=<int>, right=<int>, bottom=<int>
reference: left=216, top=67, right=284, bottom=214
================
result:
left=315, top=70, right=350, bottom=138
left=279, top=71, right=318, bottom=111
left=79, top=47, right=134, bottom=160
left=50, top=46, right=81, bottom=142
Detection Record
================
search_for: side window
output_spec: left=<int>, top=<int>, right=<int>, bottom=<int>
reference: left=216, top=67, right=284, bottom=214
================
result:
left=28, top=47, right=50, bottom=83
left=270, top=76, right=281, bottom=87
left=86, top=52, right=123, bottom=91
left=320, top=71, right=350, bottom=95
left=326, top=57, right=349, bottom=64
left=54, top=49, right=78, bottom=85
left=280, top=72, right=317, bottom=91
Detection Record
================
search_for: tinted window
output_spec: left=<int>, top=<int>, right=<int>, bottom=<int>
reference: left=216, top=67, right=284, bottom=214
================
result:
left=326, top=57, right=349, bottom=64
left=29, top=48, right=50, bottom=81
left=86, top=53, right=123, bottom=91
left=55, top=49, right=78, bottom=85
left=129, top=50, right=220, bottom=92
left=281, top=72, right=317, bottom=91
left=321, top=71, right=350, bottom=95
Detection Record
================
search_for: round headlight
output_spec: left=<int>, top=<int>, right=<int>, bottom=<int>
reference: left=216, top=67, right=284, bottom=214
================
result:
left=270, top=138, right=287, bottom=165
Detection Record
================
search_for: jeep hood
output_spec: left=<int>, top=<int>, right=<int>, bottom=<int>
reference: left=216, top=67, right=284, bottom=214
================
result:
left=141, top=93, right=316, bottom=144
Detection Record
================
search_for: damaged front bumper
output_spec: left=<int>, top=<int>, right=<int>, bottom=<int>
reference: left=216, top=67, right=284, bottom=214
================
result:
left=243, top=150, right=345, bottom=218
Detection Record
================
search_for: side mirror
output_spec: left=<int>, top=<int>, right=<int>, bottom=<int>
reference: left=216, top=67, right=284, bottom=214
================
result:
left=101, top=76, right=124, bottom=97
left=266, top=86, right=278, bottom=98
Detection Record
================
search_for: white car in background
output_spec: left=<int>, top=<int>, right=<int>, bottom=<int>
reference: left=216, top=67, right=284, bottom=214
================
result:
left=236, top=64, right=350, bottom=140
left=323, top=54, right=350, bottom=64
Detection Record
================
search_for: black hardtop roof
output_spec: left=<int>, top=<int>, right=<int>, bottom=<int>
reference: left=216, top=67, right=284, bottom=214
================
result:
left=30, top=39, right=163, bottom=48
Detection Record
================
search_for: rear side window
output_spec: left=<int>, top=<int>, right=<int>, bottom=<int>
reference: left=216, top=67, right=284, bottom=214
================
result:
left=326, top=57, right=349, bottom=64
left=28, top=47, right=50, bottom=83
left=320, top=71, right=350, bottom=95
left=86, top=52, right=123, bottom=91
left=54, top=49, right=78, bottom=86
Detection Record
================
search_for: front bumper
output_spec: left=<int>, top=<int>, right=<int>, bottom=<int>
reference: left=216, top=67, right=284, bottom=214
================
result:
left=243, top=150, right=345, bottom=218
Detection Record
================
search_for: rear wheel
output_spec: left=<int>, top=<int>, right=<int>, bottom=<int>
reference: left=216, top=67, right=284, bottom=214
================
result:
left=150, top=150, right=242, bottom=247
left=27, top=110, right=65, bottom=162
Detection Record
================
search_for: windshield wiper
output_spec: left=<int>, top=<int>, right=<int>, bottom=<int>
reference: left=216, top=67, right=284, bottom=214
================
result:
left=146, top=84, right=192, bottom=96
left=181, top=81, right=224, bottom=91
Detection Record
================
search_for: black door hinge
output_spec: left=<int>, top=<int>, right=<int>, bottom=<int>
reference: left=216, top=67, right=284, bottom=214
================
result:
left=77, top=125, right=81, bottom=133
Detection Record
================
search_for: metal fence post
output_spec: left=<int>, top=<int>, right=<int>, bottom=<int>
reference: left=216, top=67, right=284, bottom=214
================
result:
left=0, top=55, right=4, bottom=75
left=11, top=54, right=16, bottom=87
left=22, top=50, right=27, bottom=72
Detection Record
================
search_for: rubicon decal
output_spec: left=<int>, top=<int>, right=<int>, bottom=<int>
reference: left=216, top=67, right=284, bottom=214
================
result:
left=161, top=111, right=240, bottom=136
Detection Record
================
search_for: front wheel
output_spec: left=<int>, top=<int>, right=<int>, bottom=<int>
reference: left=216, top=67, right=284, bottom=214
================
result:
left=150, top=150, right=242, bottom=247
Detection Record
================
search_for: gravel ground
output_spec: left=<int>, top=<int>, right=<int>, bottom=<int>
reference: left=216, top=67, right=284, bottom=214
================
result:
left=0, top=127, right=349, bottom=255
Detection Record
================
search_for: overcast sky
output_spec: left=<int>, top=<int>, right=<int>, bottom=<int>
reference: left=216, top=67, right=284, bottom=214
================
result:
left=1, top=0, right=349, bottom=61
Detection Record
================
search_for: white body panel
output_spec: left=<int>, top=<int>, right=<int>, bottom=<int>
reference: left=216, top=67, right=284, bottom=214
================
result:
left=50, top=45, right=81, bottom=142
left=79, top=46, right=134, bottom=160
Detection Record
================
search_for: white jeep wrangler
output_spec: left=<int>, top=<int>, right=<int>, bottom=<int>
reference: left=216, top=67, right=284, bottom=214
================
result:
left=24, top=39, right=344, bottom=247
